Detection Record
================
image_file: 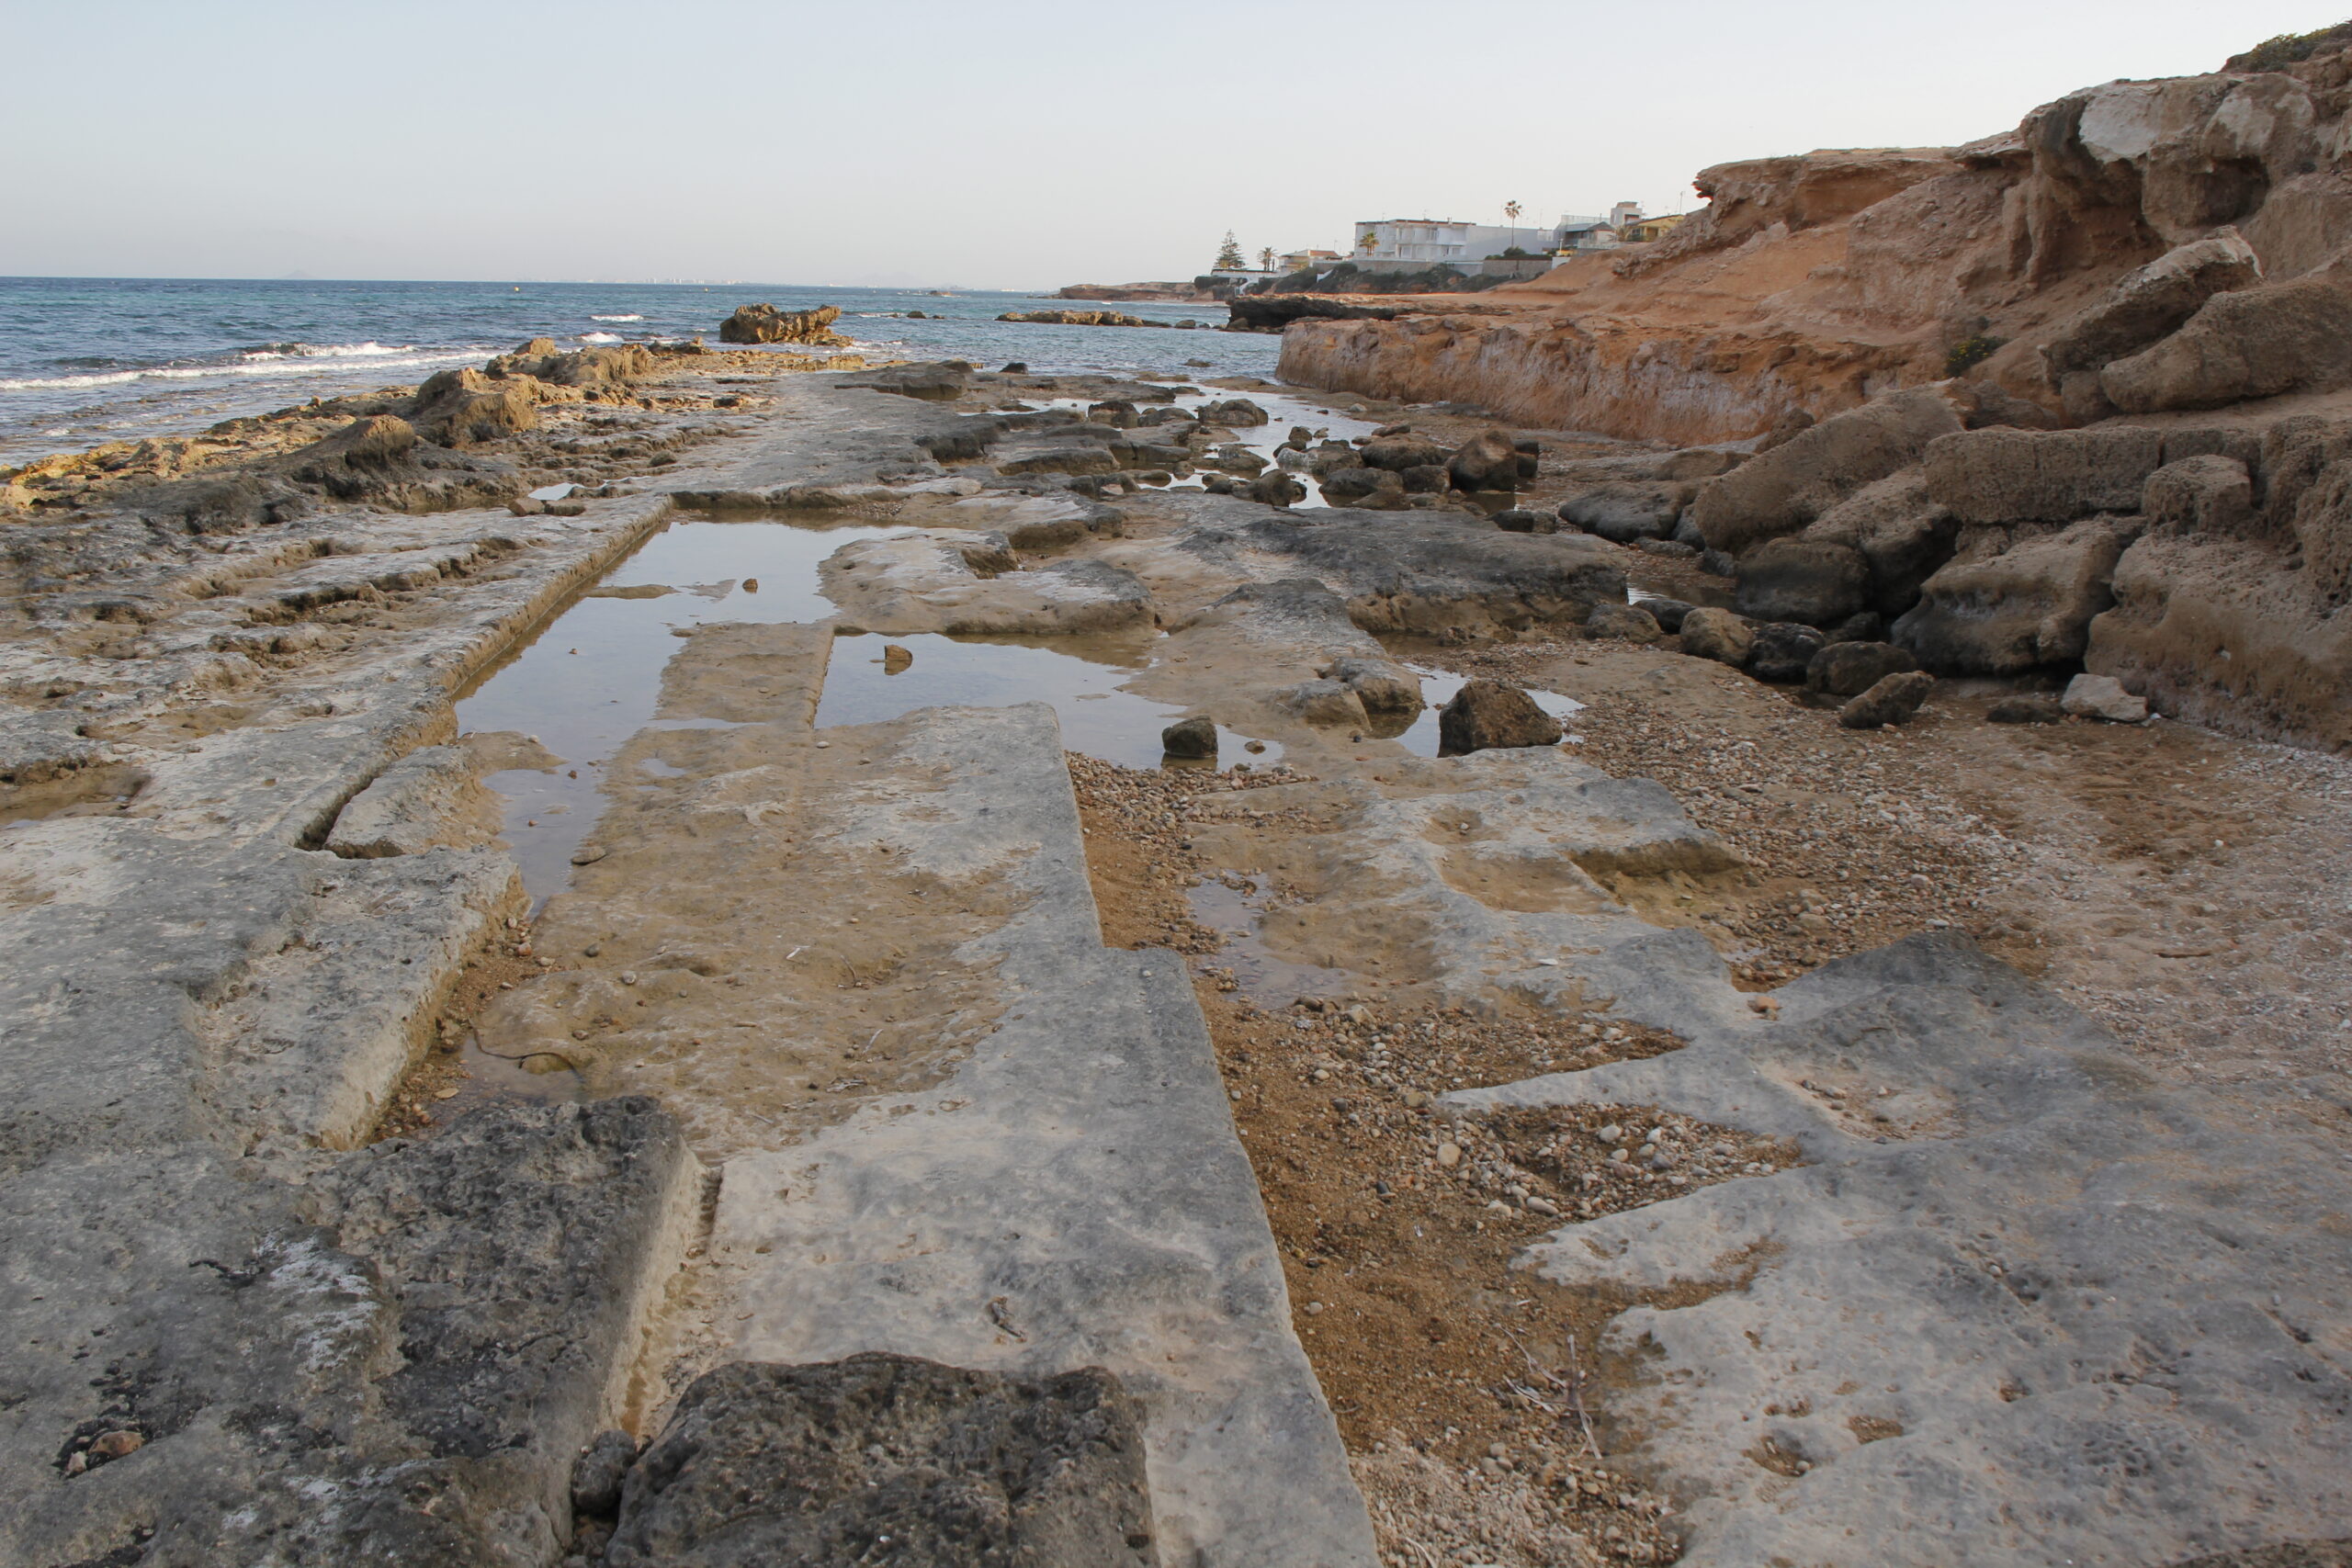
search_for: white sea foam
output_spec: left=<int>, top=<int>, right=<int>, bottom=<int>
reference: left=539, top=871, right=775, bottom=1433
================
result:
left=589, top=314, right=643, bottom=322
left=577, top=332, right=623, bottom=344
left=0, top=346, right=492, bottom=395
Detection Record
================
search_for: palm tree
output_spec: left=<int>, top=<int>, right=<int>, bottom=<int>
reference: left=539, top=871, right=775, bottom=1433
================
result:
left=1503, top=199, right=1522, bottom=254
left=1258, top=246, right=1276, bottom=273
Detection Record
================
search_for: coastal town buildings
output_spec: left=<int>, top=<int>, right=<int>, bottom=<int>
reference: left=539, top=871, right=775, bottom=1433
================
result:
left=1352, top=203, right=1651, bottom=265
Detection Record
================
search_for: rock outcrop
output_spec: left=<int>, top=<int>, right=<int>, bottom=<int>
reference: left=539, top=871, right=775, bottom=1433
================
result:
left=719, top=303, right=851, bottom=345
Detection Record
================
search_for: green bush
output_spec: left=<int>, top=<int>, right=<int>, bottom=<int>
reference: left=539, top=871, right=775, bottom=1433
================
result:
left=1945, top=334, right=2006, bottom=378
left=2231, top=22, right=2352, bottom=73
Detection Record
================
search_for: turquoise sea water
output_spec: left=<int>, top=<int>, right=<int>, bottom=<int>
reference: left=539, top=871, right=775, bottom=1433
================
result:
left=0, top=276, right=1275, bottom=465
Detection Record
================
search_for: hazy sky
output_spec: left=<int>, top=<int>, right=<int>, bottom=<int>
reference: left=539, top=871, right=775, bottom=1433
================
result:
left=6, top=0, right=2345, bottom=288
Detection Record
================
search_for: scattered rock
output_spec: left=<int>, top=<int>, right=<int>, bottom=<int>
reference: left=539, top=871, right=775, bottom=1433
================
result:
left=1318, top=657, right=1423, bottom=716
left=1491, top=509, right=1548, bottom=533
left=1642, top=598, right=1695, bottom=632
left=882, top=644, right=913, bottom=673
left=1162, top=716, right=1217, bottom=758
left=1361, top=435, right=1449, bottom=472
left=1838, top=670, right=1936, bottom=728
left=1249, top=470, right=1306, bottom=508
left=1437, top=681, right=1563, bottom=755
left=2060, top=672, right=2149, bottom=723
left=1585, top=603, right=1663, bottom=642
left=1447, top=430, right=1523, bottom=493
left=1558, top=481, right=1687, bottom=543
left=1278, top=679, right=1370, bottom=727
left=1735, top=536, right=1869, bottom=626
left=1747, top=622, right=1827, bottom=682
left=1678, top=607, right=1755, bottom=667
left=1805, top=640, right=1918, bottom=699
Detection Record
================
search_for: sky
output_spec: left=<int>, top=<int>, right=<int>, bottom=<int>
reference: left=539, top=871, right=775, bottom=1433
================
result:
left=5, top=0, right=2346, bottom=289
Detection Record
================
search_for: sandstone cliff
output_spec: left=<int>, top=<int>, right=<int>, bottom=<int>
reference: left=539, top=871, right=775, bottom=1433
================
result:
left=1281, top=32, right=2352, bottom=446
left=1280, top=26, right=2352, bottom=751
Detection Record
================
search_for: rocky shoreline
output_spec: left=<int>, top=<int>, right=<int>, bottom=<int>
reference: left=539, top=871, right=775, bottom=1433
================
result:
left=1, top=331, right=2346, bottom=1565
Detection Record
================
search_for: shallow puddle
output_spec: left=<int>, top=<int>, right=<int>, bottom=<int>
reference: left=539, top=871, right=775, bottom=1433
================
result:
left=453, top=517, right=906, bottom=897
left=818, top=630, right=1282, bottom=772
left=1188, top=874, right=1359, bottom=1005
left=458, top=513, right=1286, bottom=899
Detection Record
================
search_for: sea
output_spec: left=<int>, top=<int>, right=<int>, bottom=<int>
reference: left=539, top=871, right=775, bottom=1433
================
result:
left=0, top=277, right=1280, bottom=468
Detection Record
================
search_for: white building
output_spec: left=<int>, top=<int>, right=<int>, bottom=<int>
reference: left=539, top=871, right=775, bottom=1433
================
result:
left=1352, top=219, right=1544, bottom=264
left=1354, top=203, right=1648, bottom=264
left=1549, top=202, right=1648, bottom=253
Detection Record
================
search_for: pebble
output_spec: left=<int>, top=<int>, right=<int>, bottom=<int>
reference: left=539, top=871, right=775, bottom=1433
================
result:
left=1437, top=1142, right=1463, bottom=1168
left=619, top=972, right=638, bottom=986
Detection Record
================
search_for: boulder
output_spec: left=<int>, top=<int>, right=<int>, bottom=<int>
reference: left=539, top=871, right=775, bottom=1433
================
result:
left=1690, top=387, right=1963, bottom=554
left=404, top=367, right=539, bottom=446
left=1361, top=434, right=1449, bottom=471
left=1318, top=656, right=1422, bottom=715
left=1747, top=621, right=1828, bottom=682
left=1161, top=716, right=1217, bottom=757
left=1319, top=467, right=1404, bottom=507
left=1196, top=398, right=1270, bottom=426
left=1923, top=427, right=2165, bottom=525
left=1437, top=680, right=1562, bottom=755
left=1558, top=481, right=1688, bottom=543
left=1277, top=679, right=1369, bottom=726
left=600, top=1356, right=1154, bottom=1568
left=1734, top=536, right=1869, bottom=626
left=718, top=302, right=850, bottom=345
left=1088, top=400, right=1139, bottom=428
left=2102, top=271, right=2352, bottom=412
left=1638, top=538, right=1700, bottom=560
left=1825, top=610, right=1886, bottom=643
left=1492, top=509, right=1548, bottom=533
left=1307, top=443, right=1367, bottom=478
left=1806, top=640, right=1918, bottom=698
left=1248, top=471, right=1306, bottom=508
left=1838, top=670, right=1936, bottom=728
left=2143, top=455, right=2256, bottom=536
left=1987, top=694, right=2065, bottom=723
left=1678, top=607, right=1755, bottom=667
left=1798, top=471, right=1961, bottom=617
left=1399, top=463, right=1451, bottom=493
left=1643, top=598, right=1695, bottom=632
left=2041, top=231, right=2264, bottom=394
left=1585, top=602, right=1663, bottom=642
left=1447, top=429, right=1522, bottom=492
left=2061, top=672, right=2150, bottom=722
left=1892, top=517, right=2138, bottom=674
